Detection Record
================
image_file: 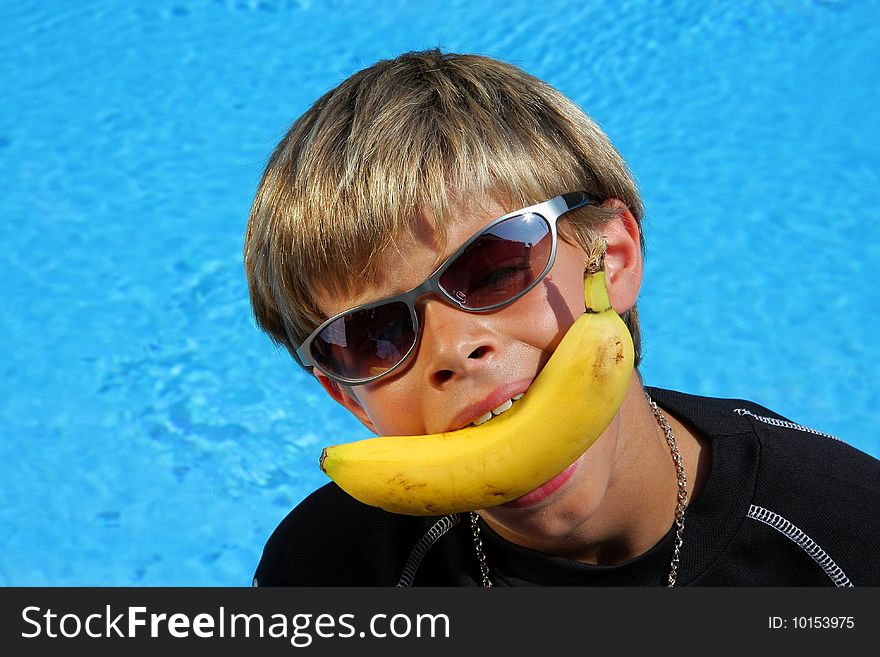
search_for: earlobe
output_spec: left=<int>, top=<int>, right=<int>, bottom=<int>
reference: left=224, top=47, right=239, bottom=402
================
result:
left=600, top=200, right=643, bottom=315
left=315, top=373, right=379, bottom=434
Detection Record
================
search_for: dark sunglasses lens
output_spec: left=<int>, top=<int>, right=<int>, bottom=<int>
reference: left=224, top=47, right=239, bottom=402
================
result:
left=439, top=213, right=552, bottom=308
left=311, top=301, right=415, bottom=381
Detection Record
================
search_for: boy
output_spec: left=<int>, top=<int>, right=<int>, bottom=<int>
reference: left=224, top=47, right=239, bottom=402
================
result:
left=244, top=49, right=880, bottom=586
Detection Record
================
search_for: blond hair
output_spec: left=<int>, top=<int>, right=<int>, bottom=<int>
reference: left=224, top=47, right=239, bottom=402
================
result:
left=245, top=49, right=645, bottom=368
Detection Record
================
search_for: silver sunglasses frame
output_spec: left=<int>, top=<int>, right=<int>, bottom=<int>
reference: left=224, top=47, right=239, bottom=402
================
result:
left=296, top=191, right=596, bottom=385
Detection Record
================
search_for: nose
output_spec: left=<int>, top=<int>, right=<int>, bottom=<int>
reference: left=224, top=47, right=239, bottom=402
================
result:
left=417, top=298, right=497, bottom=388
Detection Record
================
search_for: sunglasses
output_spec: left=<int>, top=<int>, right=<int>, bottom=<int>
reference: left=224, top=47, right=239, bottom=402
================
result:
left=296, top=191, right=597, bottom=385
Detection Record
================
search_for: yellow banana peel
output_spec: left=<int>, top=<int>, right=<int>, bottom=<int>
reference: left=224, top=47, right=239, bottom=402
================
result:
left=319, top=270, right=635, bottom=515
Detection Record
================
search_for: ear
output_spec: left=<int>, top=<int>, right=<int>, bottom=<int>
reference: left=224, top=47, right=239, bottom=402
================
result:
left=314, top=372, right=379, bottom=434
left=601, top=199, right=643, bottom=315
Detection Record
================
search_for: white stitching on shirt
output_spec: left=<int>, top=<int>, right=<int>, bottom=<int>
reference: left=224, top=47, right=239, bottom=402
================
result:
left=747, top=505, right=853, bottom=587
left=733, top=408, right=841, bottom=441
left=397, top=514, right=461, bottom=587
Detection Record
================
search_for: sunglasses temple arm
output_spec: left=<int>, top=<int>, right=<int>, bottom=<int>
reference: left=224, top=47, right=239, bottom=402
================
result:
left=561, top=191, right=594, bottom=211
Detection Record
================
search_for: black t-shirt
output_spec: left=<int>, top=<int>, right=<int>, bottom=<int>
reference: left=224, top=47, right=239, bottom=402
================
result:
left=253, top=387, right=880, bottom=586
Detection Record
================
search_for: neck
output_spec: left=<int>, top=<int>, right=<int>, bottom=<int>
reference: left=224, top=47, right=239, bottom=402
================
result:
left=479, top=376, right=704, bottom=566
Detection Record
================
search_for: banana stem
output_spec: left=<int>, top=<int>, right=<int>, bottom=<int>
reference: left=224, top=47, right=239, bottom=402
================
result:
left=584, top=270, right=612, bottom=313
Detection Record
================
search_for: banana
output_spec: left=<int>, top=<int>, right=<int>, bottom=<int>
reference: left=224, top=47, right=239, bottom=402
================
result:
left=319, top=270, right=634, bottom=515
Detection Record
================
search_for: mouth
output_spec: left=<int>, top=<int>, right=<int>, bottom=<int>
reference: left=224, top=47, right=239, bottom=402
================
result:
left=447, top=380, right=533, bottom=432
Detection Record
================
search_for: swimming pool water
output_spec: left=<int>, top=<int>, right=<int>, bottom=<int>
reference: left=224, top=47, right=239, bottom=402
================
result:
left=1, top=0, right=878, bottom=585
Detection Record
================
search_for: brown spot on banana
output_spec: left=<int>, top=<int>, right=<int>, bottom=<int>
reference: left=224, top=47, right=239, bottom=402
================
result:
left=389, top=473, right=427, bottom=491
left=592, top=342, right=613, bottom=381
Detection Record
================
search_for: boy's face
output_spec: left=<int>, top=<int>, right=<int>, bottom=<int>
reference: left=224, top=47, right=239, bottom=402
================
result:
left=315, top=197, right=640, bottom=541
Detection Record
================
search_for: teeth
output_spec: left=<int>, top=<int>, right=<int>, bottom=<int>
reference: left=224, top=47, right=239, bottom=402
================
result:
left=472, top=411, right=493, bottom=426
left=470, top=395, right=524, bottom=427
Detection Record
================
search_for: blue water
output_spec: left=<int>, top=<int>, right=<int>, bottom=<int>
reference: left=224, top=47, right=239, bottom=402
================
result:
left=1, top=0, right=877, bottom=585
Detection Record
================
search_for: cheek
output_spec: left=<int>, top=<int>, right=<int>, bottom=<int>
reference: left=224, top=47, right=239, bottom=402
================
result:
left=356, top=382, right=427, bottom=436
left=507, top=247, right=587, bottom=351
left=513, top=295, right=571, bottom=354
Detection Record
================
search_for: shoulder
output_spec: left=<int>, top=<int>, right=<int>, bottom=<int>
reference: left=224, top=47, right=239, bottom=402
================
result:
left=648, top=386, right=880, bottom=481
left=655, top=386, right=879, bottom=493
left=708, top=395, right=880, bottom=490
left=739, top=406, right=880, bottom=585
left=253, top=482, right=432, bottom=586
left=650, top=387, right=880, bottom=584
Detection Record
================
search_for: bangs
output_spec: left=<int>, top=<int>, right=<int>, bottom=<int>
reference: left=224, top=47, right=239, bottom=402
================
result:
left=245, top=50, right=642, bottom=354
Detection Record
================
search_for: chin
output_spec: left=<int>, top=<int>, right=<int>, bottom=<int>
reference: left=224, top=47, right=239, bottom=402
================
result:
left=481, top=456, right=605, bottom=542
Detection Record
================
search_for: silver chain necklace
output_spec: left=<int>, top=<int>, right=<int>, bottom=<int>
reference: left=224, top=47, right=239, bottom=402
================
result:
left=469, top=392, right=689, bottom=587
